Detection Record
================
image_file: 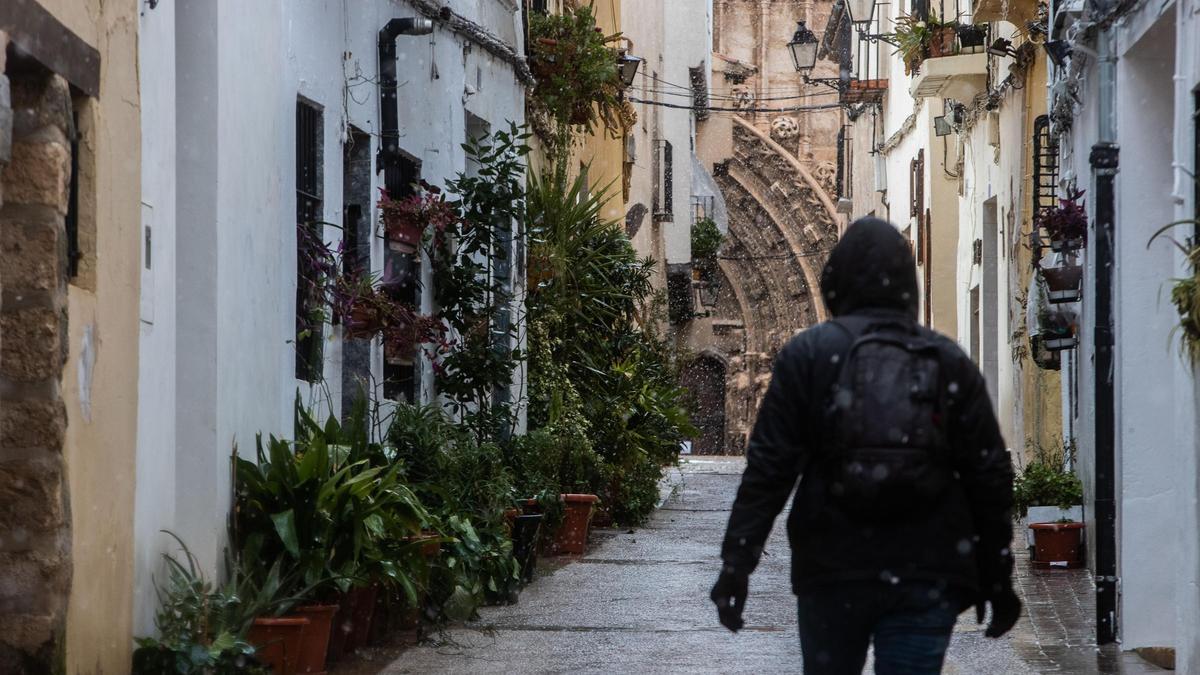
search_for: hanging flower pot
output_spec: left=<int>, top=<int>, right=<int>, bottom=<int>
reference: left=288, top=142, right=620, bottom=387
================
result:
left=1039, top=305, right=1078, bottom=351
left=956, top=24, right=987, bottom=50
left=1041, top=262, right=1083, bottom=303
left=1037, top=190, right=1088, bottom=251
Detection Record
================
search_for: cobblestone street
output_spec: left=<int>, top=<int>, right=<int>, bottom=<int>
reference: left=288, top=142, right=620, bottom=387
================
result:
left=342, top=458, right=1167, bottom=674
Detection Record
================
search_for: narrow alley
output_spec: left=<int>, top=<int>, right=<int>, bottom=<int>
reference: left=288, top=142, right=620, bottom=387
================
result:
left=342, top=459, right=1162, bottom=674
left=3, top=0, right=1200, bottom=671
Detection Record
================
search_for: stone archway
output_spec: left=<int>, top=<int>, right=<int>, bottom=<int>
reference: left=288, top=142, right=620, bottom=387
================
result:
left=681, top=352, right=728, bottom=455
left=691, top=115, right=842, bottom=455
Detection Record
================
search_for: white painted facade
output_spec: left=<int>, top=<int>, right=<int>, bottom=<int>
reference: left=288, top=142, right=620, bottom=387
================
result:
left=1054, top=0, right=1200, bottom=660
left=622, top=0, right=713, bottom=268
left=134, top=0, right=527, bottom=632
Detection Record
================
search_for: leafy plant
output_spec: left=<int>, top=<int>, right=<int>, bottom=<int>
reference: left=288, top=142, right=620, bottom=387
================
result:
left=528, top=5, right=634, bottom=156
left=427, top=124, right=531, bottom=442
left=1013, top=459, right=1083, bottom=517
left=386, top=403, right=522, bottom=620
left=691, top=218, right=724, bottom=266
left=525, top=171, right=694, bottom=525
left=891, top=14, right=932, bottom=74
left=1035, top=189, right=1088, bottom=246
left=132, top=533, right=295, bottom=675
left=231, top=397, right=429, bottom=601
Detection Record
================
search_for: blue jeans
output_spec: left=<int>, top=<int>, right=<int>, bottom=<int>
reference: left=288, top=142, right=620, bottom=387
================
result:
left=797, top=581, right=966, bottom=674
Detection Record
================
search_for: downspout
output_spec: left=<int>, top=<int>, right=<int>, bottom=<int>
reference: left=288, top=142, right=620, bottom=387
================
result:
left=1090, top=25, right=1119, bottom=646
left=377, top=17, right=433, bottom=193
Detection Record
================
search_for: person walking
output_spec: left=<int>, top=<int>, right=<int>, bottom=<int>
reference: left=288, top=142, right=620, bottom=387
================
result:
left=710, top=217, right=1020, bottom=674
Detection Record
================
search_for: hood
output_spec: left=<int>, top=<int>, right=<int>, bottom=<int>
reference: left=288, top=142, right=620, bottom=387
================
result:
left=819, top=217, right=919, bottom=318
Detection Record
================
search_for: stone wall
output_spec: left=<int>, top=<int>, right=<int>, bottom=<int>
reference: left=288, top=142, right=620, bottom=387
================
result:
left=687, top=0, right=842, bottom=454
left=0, top=58, right=73, bottom=671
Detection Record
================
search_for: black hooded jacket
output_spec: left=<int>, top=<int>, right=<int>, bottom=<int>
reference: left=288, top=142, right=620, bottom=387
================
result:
left=720, top=218, right=1014, bottom=595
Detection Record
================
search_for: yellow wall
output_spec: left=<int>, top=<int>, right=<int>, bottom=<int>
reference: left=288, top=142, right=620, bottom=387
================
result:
left=38, top=0, right=141, bottom=670
left=1016, top=54, right=1063, bottom=459
left=529, top=0, right=627, bottom=223
left=573, top=0, right=625, bottom=221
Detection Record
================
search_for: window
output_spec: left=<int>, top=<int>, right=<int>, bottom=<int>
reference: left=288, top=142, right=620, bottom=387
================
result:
left=654, top=139, right=673, bottom=221
left=382, top=152, right=422, bottom=402
left=295, top=99, right=324, bottom=382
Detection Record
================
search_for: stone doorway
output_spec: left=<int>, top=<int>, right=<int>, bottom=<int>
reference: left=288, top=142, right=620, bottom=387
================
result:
left=681, top=353, right=727, bottom=455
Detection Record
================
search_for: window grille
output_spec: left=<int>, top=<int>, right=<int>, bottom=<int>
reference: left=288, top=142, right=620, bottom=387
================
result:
left=1032, top=115, right=1059, bottom=217
left=295, top=99, right=323, bottom=382
left=382, top=152, right=421, bottom=403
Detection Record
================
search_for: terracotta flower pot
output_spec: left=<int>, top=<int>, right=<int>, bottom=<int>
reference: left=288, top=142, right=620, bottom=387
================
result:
left=928, top=26, right=957, bottom=58
left=1030, top=521, right=1085, bottom=569
left=248, top=616, right=310, bottom=675
left=554, top=494, right=599, bottom=555
left=291, top=604, right=338, bottom=674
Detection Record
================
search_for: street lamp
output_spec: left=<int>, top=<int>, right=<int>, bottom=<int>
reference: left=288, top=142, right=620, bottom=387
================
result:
left=617, top=53, right=644, bottom=88
left=788, top=21, right=820, bottom=73
left=845, top=0, right=877, bottom=25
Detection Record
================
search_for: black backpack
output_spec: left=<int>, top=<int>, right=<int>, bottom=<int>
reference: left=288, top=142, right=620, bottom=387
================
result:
left=820, top=317, right=954, bottom=521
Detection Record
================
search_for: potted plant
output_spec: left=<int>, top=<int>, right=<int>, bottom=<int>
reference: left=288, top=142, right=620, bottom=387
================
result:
left=1014, top=452, right=1085, bottom=569
left=377, top=182, right=458, bottom=252
left=926, top=15, right=957, bottom=58
left=133, top=534, right=272, bottom=675
left=955, top=23, right=988, bottom=51
left=1036, top=190, right=1088, bottom=251
left=1038, top=305, right=1078, bottom=350
left=528, top=5, right=633, bottom=152
left=1039, top=256, right=1083, bottom=303
left=891, top=14, right=931, bottom=74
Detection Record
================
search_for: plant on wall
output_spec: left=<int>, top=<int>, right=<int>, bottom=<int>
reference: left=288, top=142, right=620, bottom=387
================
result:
left=528, top=5, right=635, bottom=157
left=1148, top=220, right=1200, bottom=363
left=1035, top=189, right=1088, bottom=250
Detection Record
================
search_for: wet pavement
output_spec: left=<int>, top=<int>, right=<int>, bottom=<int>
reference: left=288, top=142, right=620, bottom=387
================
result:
left=350, top=457, right=1166, bottom=674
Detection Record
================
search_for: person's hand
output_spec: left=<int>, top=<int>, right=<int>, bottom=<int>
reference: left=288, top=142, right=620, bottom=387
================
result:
left=710, top=567, right=749, bottom=632
left=976, top=587, right=1021, bottom=638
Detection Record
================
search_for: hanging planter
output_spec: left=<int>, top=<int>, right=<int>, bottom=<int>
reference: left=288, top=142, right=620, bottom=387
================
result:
left=956, top=23, right=988, bottom=50
left=1040, top=262, right=1083, bottom=303
left=1039, top=305, right=1078, bottom=351
left=1036, top=190, right=1088, bottom=252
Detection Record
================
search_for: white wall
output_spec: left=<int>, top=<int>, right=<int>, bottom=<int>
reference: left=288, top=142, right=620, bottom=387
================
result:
left=133, top=0, right=178, bottom=637
left=137, top=0, right=527, bottom=600
left=1112, top=10, right=1181, bottom=651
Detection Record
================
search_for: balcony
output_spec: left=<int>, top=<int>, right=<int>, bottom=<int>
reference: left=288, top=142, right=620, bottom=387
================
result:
left=909, top=53, right=988, bottom=101
left=841, top=78, right=888, bottom=104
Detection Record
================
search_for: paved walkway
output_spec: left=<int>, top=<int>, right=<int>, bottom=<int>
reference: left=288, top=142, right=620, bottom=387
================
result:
left=345, top=457, right=1165, bottom=674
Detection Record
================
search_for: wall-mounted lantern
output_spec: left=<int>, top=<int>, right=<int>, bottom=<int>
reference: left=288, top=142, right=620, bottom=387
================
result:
left=934, top=115, right=953, bottom=137
left=845, top=0, right=878, bottom=25
left=788, top=21, right=821, bottom=73
left=618, top=53, right=644, bottom=88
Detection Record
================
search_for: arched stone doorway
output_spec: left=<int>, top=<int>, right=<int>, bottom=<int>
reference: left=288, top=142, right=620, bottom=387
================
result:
left=681, top=353, right=728, bottom=455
